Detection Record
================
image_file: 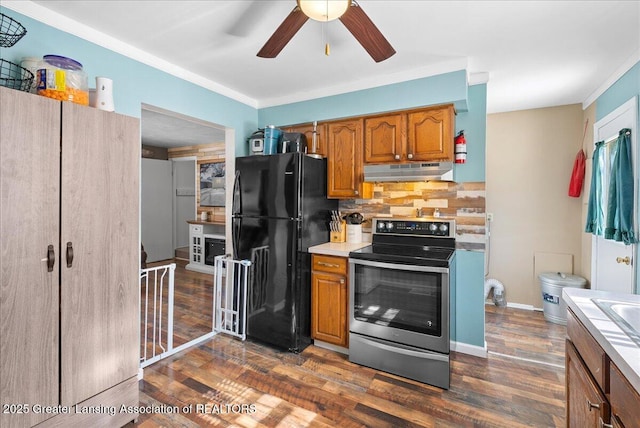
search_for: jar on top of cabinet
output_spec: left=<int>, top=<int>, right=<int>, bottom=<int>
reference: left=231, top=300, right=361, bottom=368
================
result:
left=37, top=55, right=89, bottom=105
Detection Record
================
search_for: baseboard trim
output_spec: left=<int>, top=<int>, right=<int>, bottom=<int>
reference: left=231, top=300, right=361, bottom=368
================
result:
left=451, top=340, right=488, bottom=358
left=484, top=301, right=542, bottom=311
left=313, top=340, right=349, bottom=355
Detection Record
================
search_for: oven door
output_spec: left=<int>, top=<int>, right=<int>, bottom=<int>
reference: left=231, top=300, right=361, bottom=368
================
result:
left=348, top=258, right=449, bottom=354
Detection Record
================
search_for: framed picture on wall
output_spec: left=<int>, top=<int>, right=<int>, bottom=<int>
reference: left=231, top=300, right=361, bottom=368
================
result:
left=199, top=161, right=226, bottom=207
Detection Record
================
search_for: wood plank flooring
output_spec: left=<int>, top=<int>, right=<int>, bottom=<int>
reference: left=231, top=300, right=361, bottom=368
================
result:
left=132, top=261, right=566, bottom=427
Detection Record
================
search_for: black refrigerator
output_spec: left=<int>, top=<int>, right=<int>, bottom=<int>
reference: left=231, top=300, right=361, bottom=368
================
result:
left=232, top=152, right=338, bottom=352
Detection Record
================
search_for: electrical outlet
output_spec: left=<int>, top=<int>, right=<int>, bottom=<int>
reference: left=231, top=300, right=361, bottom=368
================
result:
left=486, top=213, right=494, bottom=222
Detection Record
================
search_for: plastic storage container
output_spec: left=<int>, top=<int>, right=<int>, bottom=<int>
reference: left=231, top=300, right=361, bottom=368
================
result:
left=539, top=272, right=586, bottom=325
left=37, top=55, right=89, bottom=105
left=263, top=125, right=282, bottom=155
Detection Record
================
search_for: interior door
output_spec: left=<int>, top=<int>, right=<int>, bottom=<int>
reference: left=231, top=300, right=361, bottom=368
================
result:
left=0, top=88, right=60, bottom=427
left=60, top=103, right=139, bottom=405
left=173, top=159, right=195, bottom=249
left=592, top=97, right=637, bottom=294
left=142, top=158, right=174, bottom=261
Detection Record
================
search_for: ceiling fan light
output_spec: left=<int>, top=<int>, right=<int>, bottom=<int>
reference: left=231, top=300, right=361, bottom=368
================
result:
left=298, top=0, right=350, bottom=22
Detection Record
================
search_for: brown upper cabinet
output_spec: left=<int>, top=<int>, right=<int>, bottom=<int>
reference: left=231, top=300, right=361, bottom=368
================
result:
left=364, top=104, right=455, bottom=164
left=326, top=118, right=372, bottom=199
left=284, top=122, right=327, bottom=157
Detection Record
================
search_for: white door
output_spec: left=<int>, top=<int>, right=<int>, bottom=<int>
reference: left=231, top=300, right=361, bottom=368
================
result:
left=141, top=158, right=174, bottom=262
left=173, top=158, right=196, bottom=249
left=592, top=97, right=637, bottom=294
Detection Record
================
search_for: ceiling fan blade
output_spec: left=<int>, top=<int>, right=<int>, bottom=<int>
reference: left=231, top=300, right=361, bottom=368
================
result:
left=257, top=6, right=309, bottom=58
left=339, top=2, right=396, bottom=62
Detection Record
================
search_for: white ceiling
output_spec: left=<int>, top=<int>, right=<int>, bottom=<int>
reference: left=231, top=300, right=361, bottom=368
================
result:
left=7, top=1, right=640, bottom=147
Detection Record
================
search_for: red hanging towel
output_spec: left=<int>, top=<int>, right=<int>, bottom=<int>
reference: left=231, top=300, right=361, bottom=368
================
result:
left=568, top=149, right=586, bottom=197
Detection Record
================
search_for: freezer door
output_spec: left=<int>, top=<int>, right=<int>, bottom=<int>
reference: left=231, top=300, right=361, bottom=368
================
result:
left=234, top=153, right=300, bottom=218
left=232, top=216, right=307, bottom=351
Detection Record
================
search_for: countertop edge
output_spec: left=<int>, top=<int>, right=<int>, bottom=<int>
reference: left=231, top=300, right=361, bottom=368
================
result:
left=563, top=288, right=640, bottom=393
left=308, top=242, right=371, bottom=258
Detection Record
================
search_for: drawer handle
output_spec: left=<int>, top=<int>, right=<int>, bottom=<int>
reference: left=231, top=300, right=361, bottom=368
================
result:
left=587, top=400, right=600, bottom=411
left=599, top=418, right=613, bottom=428
left=317, top=261, right=340, bottom=268
left=616, top=256, right=630, bottom=265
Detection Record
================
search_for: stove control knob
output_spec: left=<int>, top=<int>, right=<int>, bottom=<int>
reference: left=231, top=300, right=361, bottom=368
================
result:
left=429, top=223, right=437, bottom=232
left=386, top=222, right=394, bottom=230
left=377, top=222, right=386, bottom=230
left=439, top=224, right=448, bottom=233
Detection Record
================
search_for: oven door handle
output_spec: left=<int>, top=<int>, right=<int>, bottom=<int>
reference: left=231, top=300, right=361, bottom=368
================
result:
left=356, top=335, right=450, bottom=362
left=348, top=258, right=449, bottom=274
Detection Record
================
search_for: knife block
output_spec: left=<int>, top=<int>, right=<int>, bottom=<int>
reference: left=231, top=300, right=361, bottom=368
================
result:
left=330, top=221, right=346, bottom=243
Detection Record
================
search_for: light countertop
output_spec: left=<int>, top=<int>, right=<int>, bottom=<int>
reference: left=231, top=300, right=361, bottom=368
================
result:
left=563, top=288, right=640, bottom=393
left=308, top=241, right=371, bottom=258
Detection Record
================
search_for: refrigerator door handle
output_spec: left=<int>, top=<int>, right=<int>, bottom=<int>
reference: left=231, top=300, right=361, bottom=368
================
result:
left=232, top=217, right=241, bottom=259
left=232, top=170, right=241, bottom=215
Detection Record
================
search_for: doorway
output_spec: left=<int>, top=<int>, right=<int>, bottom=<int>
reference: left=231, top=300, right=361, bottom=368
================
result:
left=140, top=104, right=227, bottom=261
left=591, top=96, right=638, bottom=294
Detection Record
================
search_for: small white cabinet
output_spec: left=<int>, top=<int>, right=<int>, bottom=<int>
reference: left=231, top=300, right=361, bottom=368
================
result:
left=186, top=221, right=225, bottom=273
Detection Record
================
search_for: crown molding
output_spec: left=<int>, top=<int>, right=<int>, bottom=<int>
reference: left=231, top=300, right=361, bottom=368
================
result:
left=582, top=49, right=640, bottom=110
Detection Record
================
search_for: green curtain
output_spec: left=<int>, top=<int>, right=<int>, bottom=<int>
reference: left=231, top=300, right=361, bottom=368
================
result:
left=604, top=129, right=636, bottom=245
left=585, top=141, right=605, bottom=235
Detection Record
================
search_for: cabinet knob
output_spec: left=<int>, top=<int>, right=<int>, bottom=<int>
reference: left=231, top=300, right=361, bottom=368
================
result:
left=340, top=279, right=345, bottom=284
left=354, top=190, right=359, bottom=195
left=394, top=154, right=400, bottom=160
left=407, top=153, right=414, bottom=159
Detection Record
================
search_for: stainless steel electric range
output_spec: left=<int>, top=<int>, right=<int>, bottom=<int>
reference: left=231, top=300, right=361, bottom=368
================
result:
left=348, top=217, right=455, bottom=389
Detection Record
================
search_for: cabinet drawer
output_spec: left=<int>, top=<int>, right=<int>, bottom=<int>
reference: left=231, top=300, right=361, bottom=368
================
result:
left=610, top=362, right=640, bottom=428
left=191, top=224, right=203, bottom=234
left=567, top=309, right=609, bottom=392
left=312, top=254, right=347, bottom=275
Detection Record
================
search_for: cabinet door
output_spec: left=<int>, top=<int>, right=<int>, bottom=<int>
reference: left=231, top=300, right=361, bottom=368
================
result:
left=286, top=123, right=326, bottom=157
left=311, top=271, right=348, bottom=347
left=364, top=114, right=406, bottom=163
left=610, top=362, right=640, bottom=428
left=407, top=105, right=454, bottom=162
left=0, top=88, right=61, bottom=427
left=60, top=103, right=140, bottom=405
left=327, top=119, right=370, bottom=199
left=566, top=340, right=610, bottom=428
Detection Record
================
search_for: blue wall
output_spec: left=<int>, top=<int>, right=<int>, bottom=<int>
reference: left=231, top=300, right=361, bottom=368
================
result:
left=0, top=7, right=258, bottom=151
left=596, top=62, right=640, bottom=121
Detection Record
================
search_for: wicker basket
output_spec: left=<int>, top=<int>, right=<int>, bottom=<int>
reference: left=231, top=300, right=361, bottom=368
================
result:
left=0, top=59, right=34, bottom=92
left=0, top=13, right=27, bottom=48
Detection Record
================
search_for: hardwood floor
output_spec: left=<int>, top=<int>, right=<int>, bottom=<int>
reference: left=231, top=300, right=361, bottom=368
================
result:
left=133, top=262, right=566, bottom=427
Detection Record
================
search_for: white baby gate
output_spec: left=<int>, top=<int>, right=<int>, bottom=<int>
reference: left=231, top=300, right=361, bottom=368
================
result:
left=213, top=255, right=251, bottom=340
left=139, top=256, right=251, bottom=371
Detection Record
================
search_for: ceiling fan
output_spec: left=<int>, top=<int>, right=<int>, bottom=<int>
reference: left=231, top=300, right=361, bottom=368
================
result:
left=257, top=0, right=396, bottom=62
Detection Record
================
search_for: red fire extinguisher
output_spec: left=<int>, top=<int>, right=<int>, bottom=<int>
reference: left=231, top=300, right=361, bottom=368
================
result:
left=455, top=130, right=466, bottom=164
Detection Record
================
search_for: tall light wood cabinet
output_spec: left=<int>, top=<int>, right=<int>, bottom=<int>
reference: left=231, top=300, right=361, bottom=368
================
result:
left=0, top=87, right=139, bottom=427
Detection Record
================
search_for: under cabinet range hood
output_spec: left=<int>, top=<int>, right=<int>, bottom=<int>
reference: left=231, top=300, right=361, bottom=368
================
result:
left=363, top=162, right=454, bottom=182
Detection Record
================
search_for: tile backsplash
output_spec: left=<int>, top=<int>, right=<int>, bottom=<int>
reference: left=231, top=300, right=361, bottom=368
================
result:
left=339, top=181, right=486, bottom=251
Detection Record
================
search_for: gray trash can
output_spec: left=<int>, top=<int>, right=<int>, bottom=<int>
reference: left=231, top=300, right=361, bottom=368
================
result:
left=539, top=272, right=586, bottom=325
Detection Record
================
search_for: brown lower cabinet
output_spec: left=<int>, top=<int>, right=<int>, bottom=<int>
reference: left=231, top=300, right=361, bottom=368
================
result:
left=566, top=309, right=640, bottom=428
left=311, top=254, right=349, bottom=347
